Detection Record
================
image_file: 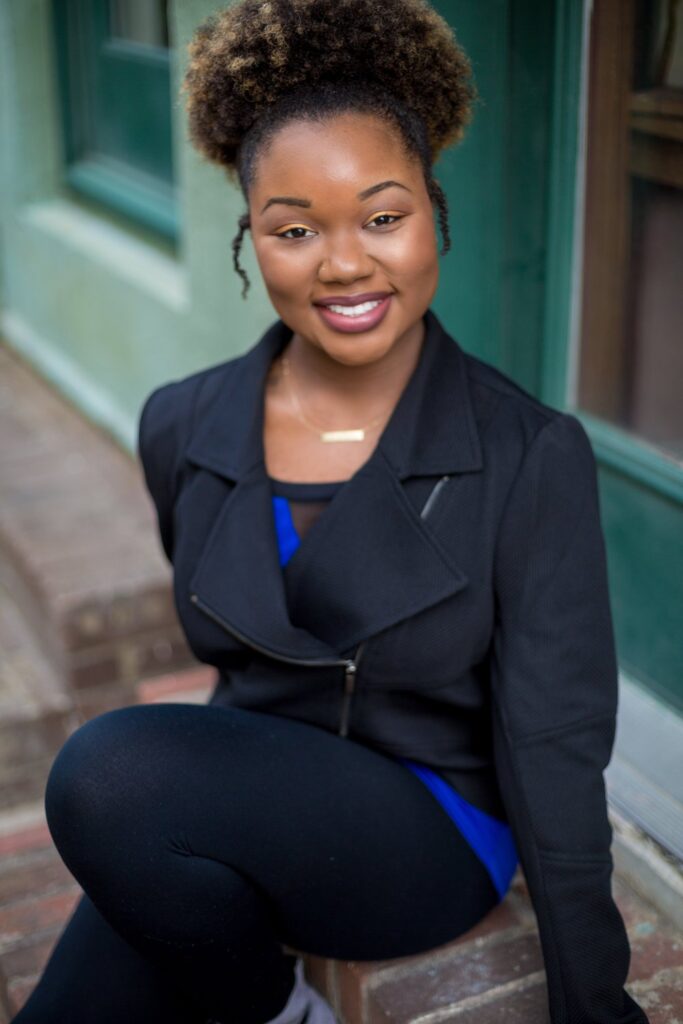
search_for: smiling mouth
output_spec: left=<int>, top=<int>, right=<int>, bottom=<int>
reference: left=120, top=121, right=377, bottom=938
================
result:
left=324, top=299, right=384, bottom=318
left=313, top=293, right=393, bottom=334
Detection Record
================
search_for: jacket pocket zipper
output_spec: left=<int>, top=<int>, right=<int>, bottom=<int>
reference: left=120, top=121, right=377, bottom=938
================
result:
left=420, top=474, right=452, bottom=520
left=190, top=592, right=365, bottom=737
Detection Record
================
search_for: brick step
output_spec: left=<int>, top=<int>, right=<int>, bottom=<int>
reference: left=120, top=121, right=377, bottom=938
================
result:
left=0, top=562, right=206, bottom=812
left=1, top=802, right=681, bottom=1022
left=296, top=870, right=683, bottom=1023
left=0, top=342, right=198, bottom=714
left=0, top=656, right=217, bottom=1021
left=0, top=803, right=82, bottom=1022
left=134, top=665, right=216, bottom=705
left=0, top=342, right=203, bottom=811
left=0, top=579, right=80, bottom=812
left=0, top=657, right=215, bottom=824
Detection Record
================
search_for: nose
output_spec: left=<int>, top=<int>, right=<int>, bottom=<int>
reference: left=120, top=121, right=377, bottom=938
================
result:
left=318, top=228, right=375, bottom=283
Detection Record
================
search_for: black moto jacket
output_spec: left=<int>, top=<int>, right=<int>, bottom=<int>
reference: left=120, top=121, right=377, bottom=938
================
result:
left=137, top=307, right=648, bottom=1023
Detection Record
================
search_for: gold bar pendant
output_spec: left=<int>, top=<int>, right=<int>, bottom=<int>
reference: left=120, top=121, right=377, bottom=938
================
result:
left=321, top=429, right=365, bottom=442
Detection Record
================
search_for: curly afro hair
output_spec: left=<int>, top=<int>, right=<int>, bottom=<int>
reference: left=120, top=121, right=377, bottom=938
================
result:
left=179, top=0, right=478, bottom=297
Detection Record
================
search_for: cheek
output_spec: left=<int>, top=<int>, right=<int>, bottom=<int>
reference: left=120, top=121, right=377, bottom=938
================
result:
left=383, top=219, right=438, bottom=282
left=254, top=244, right=313, bottom=296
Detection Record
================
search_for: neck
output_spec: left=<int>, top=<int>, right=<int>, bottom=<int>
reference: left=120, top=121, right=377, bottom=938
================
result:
left=280, top=317, right=426, bottom=415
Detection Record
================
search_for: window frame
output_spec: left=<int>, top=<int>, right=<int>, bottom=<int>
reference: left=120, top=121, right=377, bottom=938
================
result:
left=52, top=0, right=178, bottom=241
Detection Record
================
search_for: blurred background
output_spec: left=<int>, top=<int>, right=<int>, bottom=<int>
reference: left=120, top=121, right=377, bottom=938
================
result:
left=0, top=0, right=681, bottom=1017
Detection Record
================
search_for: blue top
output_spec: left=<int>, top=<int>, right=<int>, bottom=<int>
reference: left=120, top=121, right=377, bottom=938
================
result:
left=269, top=476, right=518, bottom=902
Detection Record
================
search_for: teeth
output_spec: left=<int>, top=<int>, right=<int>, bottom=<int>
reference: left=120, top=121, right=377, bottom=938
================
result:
left=327, top=299, right=383, bottom=317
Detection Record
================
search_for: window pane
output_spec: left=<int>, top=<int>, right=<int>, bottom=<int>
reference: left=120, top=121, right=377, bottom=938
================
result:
left=578, top=0, right=683, bottom=465
left=53, top=0, right=177, bottom=239
left=109, top=0, right=169, bottom=48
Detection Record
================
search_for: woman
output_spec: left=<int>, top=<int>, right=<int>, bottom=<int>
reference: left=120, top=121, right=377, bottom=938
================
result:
left=12, top=2, right=648, bottom=1023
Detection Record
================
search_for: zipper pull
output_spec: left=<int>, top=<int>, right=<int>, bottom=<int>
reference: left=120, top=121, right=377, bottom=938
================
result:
left=421, top=474, right=452, bottom=520
left=338, top=660, right=357, bottom=738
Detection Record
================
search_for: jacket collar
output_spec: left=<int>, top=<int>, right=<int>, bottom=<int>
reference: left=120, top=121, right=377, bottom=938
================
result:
left=185, top=306, right=482, bottom=482
left=185, top=307, right=484, bottom=661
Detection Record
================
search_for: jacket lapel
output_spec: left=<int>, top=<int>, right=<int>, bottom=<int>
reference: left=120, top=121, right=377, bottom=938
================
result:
left=184, top=308, right=483, bottom=661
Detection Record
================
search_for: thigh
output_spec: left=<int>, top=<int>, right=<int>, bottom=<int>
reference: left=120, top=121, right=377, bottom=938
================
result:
left=47, top=703, right=499, bottom=962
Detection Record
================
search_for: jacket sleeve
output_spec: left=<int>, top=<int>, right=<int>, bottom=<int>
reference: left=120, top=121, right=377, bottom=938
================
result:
left=137, top=379, right=194, bottom=565
left=490, top=412, right=648, bottom=1023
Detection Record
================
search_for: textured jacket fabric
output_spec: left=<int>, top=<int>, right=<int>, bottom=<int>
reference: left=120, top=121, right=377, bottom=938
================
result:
left=137, top=307, right=647, bottom=1023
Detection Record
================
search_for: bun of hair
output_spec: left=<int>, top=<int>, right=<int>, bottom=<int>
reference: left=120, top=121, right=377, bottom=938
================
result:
left=180, top=0, right=477, bottom=173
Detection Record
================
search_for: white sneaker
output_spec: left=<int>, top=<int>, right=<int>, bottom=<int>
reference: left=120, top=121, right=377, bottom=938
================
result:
left=264, top=956, right=338, bottom=1024
left=205, top=956, right=338, bottom=1024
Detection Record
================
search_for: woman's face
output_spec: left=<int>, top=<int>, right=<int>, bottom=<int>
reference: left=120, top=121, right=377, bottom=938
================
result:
left=248, top=111, right=440, bottom=367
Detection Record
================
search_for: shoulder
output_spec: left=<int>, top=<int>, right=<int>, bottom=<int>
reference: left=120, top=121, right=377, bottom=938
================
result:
left=136, top=350, right=247, bottom=512
left=136, top=353, right=247, bottom=562
left=454, top=355, right=605, bottom=585
left=137, top=349, right=245, bottom=460
left=138, top=361, right=225, bottom=446
left=461, top=348, right=595, bottom=493
left=465, top=349, right=561, bottom=443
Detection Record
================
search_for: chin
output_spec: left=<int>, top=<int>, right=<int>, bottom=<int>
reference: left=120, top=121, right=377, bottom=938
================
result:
left=324, top=332, right=400, bottom=366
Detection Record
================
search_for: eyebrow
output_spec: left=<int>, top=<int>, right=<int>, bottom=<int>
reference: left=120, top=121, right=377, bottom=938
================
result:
left=259, top=179, right=412, bottom=215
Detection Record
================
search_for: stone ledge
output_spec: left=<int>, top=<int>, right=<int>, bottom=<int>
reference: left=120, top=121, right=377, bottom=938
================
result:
left=611, top=805, right=683, bottom=934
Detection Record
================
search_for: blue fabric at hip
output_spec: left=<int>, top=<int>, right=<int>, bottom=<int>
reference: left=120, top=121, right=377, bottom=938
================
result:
left=394, top=756, right=518, bottom=900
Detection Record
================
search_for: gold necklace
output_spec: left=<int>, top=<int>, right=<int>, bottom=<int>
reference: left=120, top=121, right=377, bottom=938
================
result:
left=279, top=355, right=393, bottom=443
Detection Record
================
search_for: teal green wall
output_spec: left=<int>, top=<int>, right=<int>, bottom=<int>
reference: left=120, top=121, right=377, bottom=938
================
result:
left=432, top=0, right=556, bottom=393
left=0, top=0, right=276, bottom=453
left=431, top=0, right=582, bottom=407
left=602, top=465, right=683, bottom=712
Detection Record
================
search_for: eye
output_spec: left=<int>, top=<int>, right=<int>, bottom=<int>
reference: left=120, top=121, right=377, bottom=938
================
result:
left=366, top=213, right=404, bottom=228
left=274, top=226, right=316, bottom=240
left=273, top=213, right=404, bottom=240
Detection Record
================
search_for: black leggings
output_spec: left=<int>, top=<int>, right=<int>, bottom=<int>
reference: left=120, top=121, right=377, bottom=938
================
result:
left=12, top=702, right=500, bottom=1024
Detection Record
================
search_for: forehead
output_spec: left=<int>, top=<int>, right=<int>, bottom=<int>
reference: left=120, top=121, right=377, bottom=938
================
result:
left=252, top=113, right=419, bottom=199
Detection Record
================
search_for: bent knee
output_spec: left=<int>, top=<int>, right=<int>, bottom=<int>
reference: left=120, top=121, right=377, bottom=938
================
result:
left=45, top=706, right=152, bottom=853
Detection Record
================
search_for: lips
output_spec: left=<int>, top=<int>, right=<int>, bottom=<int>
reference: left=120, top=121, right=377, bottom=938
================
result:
left=314, top=293, right=393, bottom=334
left=314, top=291, right=392, bottom=307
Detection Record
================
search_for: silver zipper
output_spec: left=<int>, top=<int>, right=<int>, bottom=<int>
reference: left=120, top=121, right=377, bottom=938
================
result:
left=420, top=474, right=452, bottom=519
left=190, top=592, right=364, bottom=736
left=338, top=640, right=367, bottom=738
